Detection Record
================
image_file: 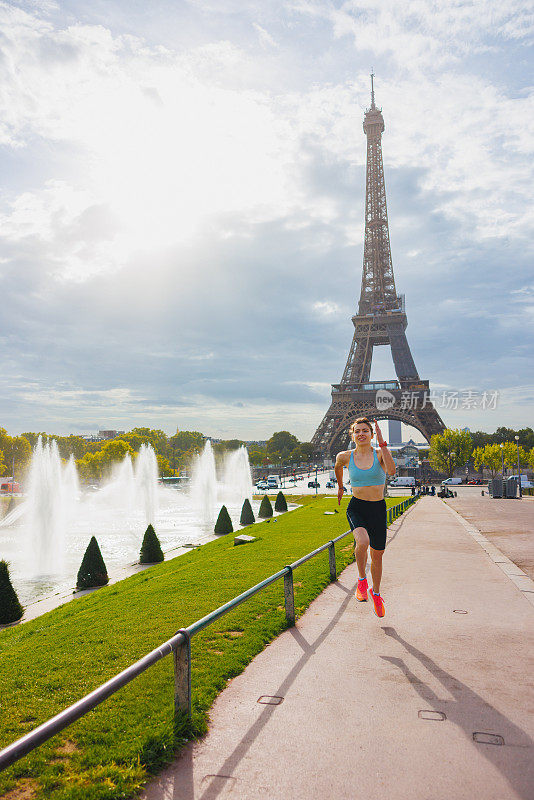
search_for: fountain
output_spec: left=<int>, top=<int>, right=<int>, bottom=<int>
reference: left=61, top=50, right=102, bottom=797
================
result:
left=189, top=439, right=218, bottom=525
left=0, top=438, right=258, bottom=609
left=135, top=444, right=159, bottom=525
left=26, top=438, right=79, bottom=575
left=221, top=446, right=253, bottom=505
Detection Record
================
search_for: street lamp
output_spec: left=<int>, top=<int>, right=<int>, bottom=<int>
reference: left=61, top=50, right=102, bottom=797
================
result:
left=515, top=435, right=522, bottom=498
left=314, top=464, right=318, bottom=495
left=500, top=442, right=504, bottom=477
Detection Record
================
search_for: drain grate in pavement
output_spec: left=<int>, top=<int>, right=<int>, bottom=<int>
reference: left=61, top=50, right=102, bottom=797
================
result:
left=418, top=710, right=446, bottom=721
left=473, top=732, right=504, bottom=746
left=453, top=609, right=468, bottom=614
left=257, top=695, right=284, bottom=705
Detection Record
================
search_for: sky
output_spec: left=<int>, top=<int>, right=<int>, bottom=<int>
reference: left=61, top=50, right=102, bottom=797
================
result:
left=0, top=0, right=533, bottom=442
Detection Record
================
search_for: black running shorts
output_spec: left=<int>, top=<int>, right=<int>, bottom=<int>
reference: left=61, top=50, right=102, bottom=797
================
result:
left=346, top=496, right=387, bottom=551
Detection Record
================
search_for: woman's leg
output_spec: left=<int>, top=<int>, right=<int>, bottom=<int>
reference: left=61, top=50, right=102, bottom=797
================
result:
left=354, top=527, right=370, bottom=579
left=369, top=547, right=384, bottom=594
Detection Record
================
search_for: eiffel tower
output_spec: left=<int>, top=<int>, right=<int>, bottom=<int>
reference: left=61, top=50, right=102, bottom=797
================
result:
left=312, top=74, right=445, bottom=458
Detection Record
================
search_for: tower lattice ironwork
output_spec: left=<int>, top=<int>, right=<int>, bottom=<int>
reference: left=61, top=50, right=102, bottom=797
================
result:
left=312, top=74, right=445, bottom=457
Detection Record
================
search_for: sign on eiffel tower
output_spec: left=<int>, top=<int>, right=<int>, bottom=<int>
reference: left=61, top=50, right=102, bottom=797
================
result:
left=312, top=74, right=445, bottom=458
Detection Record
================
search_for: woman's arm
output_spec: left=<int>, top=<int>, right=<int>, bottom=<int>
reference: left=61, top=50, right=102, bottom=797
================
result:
left=335, top=451, right=349, bottom=504
left=374, top=421, right=396, bottom=476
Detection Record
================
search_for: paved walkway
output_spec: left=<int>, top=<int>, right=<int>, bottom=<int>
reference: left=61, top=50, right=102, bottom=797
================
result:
left=142, top=496, right=534, bottom=800
left=445, top=493, right=534, bottom=580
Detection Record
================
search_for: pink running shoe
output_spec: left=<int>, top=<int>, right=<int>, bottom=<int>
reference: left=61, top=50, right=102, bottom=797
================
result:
left=355, top=577, right=368, bottom=601
left=368, top=588, right=385, bottom=617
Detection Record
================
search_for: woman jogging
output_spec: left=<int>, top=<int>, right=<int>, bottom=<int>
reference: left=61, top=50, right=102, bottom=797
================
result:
left=334, top=417, right=396, bottom=617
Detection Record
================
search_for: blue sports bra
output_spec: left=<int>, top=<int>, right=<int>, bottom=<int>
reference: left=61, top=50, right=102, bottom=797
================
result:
left=348, top=449, right=386, bottom=487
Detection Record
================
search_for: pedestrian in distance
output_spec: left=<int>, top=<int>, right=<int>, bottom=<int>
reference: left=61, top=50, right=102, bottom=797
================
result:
left=334, top=417, right=396, bottom=617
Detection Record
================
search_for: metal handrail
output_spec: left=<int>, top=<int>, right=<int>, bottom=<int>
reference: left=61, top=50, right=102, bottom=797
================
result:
left=0, top=495, right=418, bottom=772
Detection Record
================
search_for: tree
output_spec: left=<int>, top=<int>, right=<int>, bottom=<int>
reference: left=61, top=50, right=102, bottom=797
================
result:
left=170, top=430, right=205, bottom=455
left=473, top=444, right=502, bottom=478
left=289, top=442, right=315, bottom=464
left=214, top=505, right=233, bottom=534
left=429, top=429, right=473, bottom=478
left=169, top=431, right=205, bottom=473
left=133, top=428, right=169, bottom=456
left=77, top=439, right=135, bottom=481
left=266, top=432, right=299, bottom=460
left=76, top=451, right=105, bottom=482
left=240, top=499, right=255, bottom=525
left=0, top=432, right=31, bottom=478
left=139, top=524, right=164, bottom=564
left=213, top=439, right=244, bottom=456
left=156, top=454, right=173, bottom=477
left=0, top=560, right=23, bottom=624
left=494, top=426, right=517, bottom=444
left=0, top=449, right=5, bottom=477
left=52, top=436, right=87, bottom=460
left=76, top=537, right=109, bottom=589
left=258, top=495, right=273, bottom=519
left=274, top=491, right=288, bottom=512
left=21, top=432, right=48, bottom=448
left=100, top=439, right=135, bottom=465
left=502, top=442, right=529, bottom=471
left=517, top=428, right=534, bottom=450
left=248, top=447, right=267, bottom=467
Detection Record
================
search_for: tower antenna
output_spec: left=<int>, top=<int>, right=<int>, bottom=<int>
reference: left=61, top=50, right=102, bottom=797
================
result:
left=370, top=69, right=375, bottom=109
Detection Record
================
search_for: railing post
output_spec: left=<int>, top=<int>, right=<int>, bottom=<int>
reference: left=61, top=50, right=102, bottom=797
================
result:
left=173, top=629, right=191, bottom=720
left=328, top=541, right=336, bottom=581
left=284, top=566, right=295, bottom=626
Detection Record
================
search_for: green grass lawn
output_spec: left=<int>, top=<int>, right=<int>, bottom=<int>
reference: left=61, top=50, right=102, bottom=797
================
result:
left=0, top=494, right=410, bottom=800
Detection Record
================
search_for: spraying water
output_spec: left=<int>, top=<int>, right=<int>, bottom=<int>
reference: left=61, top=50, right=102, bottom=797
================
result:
left=190, top=440, right=218, bottom=524
left=221, top=446, right=253, bottom=504
left=0, top=438, right=262, bottom=608
left=25, top=438, right=79, bottom=575
left=135, top=444, right=159, bottom=525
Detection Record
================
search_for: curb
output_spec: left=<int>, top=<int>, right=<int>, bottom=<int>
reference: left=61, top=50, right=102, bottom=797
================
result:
left=443, top=500, right=534, bottom=608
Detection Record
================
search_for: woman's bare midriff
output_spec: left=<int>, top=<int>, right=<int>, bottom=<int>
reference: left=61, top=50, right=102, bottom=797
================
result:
left=352, top=485, right=385, bottom=501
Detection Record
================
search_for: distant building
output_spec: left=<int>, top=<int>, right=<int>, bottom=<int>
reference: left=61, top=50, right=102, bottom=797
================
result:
left=388, top=439, right=421, bottom=471
left=98, top=430, right=125, bottom=440
left=388, top=420, right=402, bottom=444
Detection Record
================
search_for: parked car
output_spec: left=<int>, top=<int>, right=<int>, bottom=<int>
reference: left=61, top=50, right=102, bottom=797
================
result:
left=308, top=480, right=320, bottom=488
left=256, top=480, right=268, bottom=490
left=389, top=476, right=415, bottom=488
left=441, top=477, right=462, bottom=486
left=325, top=481, right=347, bottom=492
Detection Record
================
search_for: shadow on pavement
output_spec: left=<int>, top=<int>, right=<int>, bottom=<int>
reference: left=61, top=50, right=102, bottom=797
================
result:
left=381, top=627, right=533, bottom=800
left=143, top=578, right=356, bottom=800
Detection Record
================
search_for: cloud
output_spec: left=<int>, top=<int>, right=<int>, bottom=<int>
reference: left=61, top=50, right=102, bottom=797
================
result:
left=0, top=0, right=532, bottom=438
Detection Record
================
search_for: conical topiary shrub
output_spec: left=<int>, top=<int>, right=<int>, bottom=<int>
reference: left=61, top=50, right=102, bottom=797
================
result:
left=0, top=560, right=23, bottom=624
left=139, top=524, right=164, bottom=564
left=258, top=495, right=273, bottom=519
left=76, top=536, right=109, bottom=590
left=214, top=505, right=233, bottom=535
left=274, top=491, right=288, bottom=512
left=240, top=498, right=255, bottom=526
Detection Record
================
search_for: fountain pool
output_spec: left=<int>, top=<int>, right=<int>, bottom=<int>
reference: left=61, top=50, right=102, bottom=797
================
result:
left=0, top=441, right=257, bottom=608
